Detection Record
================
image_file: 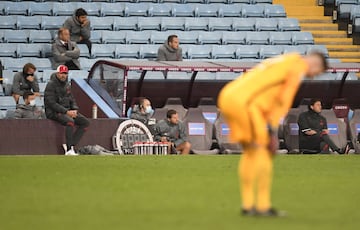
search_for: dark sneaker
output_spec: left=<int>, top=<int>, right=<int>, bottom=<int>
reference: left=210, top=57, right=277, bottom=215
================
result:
left=241, top=208, right=256, bottom=216
left=342, top=144, right=350, bottom=154
left=255, top=208, right=287, bottom=217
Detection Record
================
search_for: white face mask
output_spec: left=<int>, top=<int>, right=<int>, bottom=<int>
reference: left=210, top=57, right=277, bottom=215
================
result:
left=29, top=100, right=36, bottom=106
left=145, top=106, right=153, bottom=114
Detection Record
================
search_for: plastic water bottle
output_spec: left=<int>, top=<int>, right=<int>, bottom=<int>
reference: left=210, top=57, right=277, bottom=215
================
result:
left=92, top=104, right=98, bottom=119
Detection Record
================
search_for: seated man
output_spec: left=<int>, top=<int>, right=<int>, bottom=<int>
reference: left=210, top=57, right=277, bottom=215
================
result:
left=63, top=8, right=91, bottom=53
left=44, top=65, right=89, bottom=155
left=14, top=92, right=45, bottom=119
left=298, top=98, right=349, bottom=154
left=153, top=109, right=191, bottom=154
left=12, top=63, right=40, bottom=104
left=52, top=27, right=81, bottom=70
left=157, top=35, right=183, bottom=61
left=130, top=97, right=154, bottom=125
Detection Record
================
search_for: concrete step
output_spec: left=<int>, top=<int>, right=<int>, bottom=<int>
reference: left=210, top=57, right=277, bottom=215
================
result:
left=297, top=16, right=333, bottom=23
left=326, top=45, right=360, bottom=52
left=284, top=6, right=324, bottom=16
left=301, top=23, right=338, bottom=31
left=329, top=52, right=360, bottom=58
left=307, top=30, right=347, bottom=38
left=339, top=58, right=360, bottom=62
left=314, top=37, right=353, bottom=45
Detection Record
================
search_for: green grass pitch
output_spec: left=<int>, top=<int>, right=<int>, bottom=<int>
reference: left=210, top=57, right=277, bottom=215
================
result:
left=0, top=155, right=360, bottom=230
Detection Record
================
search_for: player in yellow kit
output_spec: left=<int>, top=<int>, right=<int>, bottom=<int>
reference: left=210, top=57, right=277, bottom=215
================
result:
left=218, top=52, right=328, bottom=216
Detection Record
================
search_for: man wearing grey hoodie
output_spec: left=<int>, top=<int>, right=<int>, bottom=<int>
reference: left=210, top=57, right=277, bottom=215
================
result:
left=63, top=8, right=91, bottom=53
left=157, top=35, right=183, bottom=61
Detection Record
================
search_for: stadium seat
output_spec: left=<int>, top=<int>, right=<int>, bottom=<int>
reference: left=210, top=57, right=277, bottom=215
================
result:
left=38, top=82, right=47, bottom=96
left=187, top=45, right=212, bottom=59
left=124, top=3, right=149, bottom=17
left=306, top=45, right=329, bottom=57
left=90, top=30, right=102, bottom=44
left=255, top=18, right=278, bottom=31
left=137, top=17, right=161, bottom=31
left=321, top=109, right=348, bottom=150
left=283, top=108, right=301, bottom=153
left=139, top=44, right=159, bottom=59
left=197, top=97, right=218, bottom=124
left=76, top=2, right=101, bottom=17
left=115, top=44, right=140, bottom=59
left=0, top=30, right=4, bottom=42
left=211, top=45, right=236, bottom=59
left=259, top=45, right=283, bottom=59
left=150, top=31, right=173, bottom=44
left=236, top=45, right=260, bottom=59
left=17, top=16, right=42, bottom=30
left=162, top=97, right=187, bottom=120
left=208, top=18, right=233, bottom=31
left=246, top=31, right=269, bottom=44
left=282, top=45, right=307, bottom=55
left=171, top=4, right=195, bottom=17
left=113, top=17, right=137, bottom=31
left=3, top=30, right=29, bottom=43
left=252, top=0, right=273, bottom=3
left=264, top=4, right=286, bottom=17
left=218, top=4, right=242, bottom=17
left=214, top=112, right=242, bottom=153
left=230, top=0, right=251, bottom=2
left=269, top=31, right=292, bottom=45
left=17, top=44, right=43, bottom=58
left=28, top=2, right=53, bottom=16
left=198, top=31, right=222, bottom=44
left=278, top=18, right=301, bottom=31
left=183, top=108, right=219, bottom=154
left=41, top=16, right=67, bottom=30
left=68, top=70, right=89, bottom=81
left=349, top=109, right=360, bottom=153
left=161, top=17, right=185, bottom=31
left=100, top=3, right=125, bottom=16
left=184, top=18, right=208, bottom=31
left=195, top=4, right=219, bottom=17
left=241, top=4, right=264, bottom=17
left=126, top=31, right=151, bottom=44
left=151, top=107, right=168, bottom=122
left=79, top=58, right=97, bottom=71
left=177, top=31, right=199, bottom=44
left=42, top=69, right=56, bottom=82
left=31, top=58, right=52, bottom=71
left=78, top=44, right=91, bottom=58
left=91, top=44, right=116, bottom=58
left=232, top=18, right=256, bottom=31
left=0, top=44, right=17, bottom=57
left=90, top=16, right=114, bottom=30
left=0, top=96, right=16, bottom=111
left=52, top=2, right=77, bottom=16
left=3, top=2, right=29, bottom=16
left=102, top=31, right=126, bottom=44
left=148, top=3, right=172, bottom=16
left=292, top=32, right=314, bottom=45
left=1, top=69, right=15, bottom=95
left=0, top=16, right=17, bottom=29
left=29, top=30, right=52, bottom=43
left=222, top=31, right=246, bottom=44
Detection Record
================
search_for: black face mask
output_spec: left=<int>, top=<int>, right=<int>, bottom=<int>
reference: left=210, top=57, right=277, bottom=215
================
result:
left=25, top=73, right=34, bottom=77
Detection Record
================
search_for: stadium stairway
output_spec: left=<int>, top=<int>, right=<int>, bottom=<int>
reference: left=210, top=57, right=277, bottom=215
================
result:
left=274, top=0, right=360, bottom=63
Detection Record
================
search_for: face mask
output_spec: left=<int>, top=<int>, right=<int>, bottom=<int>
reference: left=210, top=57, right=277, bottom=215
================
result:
left=29, top=100, right=36, bottom=106
left=145, top=106, right=153, bottom=115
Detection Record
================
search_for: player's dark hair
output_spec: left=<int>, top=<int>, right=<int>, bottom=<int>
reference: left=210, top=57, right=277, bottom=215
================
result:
left=23, top=91, right=34, bottom=100
left=75, top=8, right=88, bottom=17
left=167, top=109, right=177, bottom=119
left=167, top=35, right=178, bottom=44
left=308, top=51, right=329, bottom=71
left=308, top=98, right=322, bottom=110
left=23, top=63, right=36, bottom=74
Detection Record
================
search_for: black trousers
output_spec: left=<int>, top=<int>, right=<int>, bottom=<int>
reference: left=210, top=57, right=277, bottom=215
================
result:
left=301, top=133, right=340, bottom=154
left=50, top=113, right=90, bottom=149
left=65, top=60, right=80, bottom=70
left=78, top=39, right=92, bottom=54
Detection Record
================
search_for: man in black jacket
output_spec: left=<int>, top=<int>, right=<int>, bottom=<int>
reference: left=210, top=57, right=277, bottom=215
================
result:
left=44, top=65, right=89, bottom=155
left=298, top=98, right=348, bottom=154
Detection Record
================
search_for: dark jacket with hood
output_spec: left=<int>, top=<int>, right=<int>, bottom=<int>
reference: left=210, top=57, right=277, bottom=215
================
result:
left=157, top=42, right=183, bottom=61
left=63, top=14, right=91, bottom=42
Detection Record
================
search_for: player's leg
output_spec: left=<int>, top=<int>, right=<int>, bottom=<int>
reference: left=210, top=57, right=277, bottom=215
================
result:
left=72, top=113, right=90, bottom=147
left=176, top=141, right=191, bottom=155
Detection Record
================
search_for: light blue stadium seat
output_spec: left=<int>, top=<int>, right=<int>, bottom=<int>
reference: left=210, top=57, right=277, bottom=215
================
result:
left=306, top=45, right=329, bottom=57
left=278, top=18, right=300, bottom=31
left=259, top=45, right=283, bottom=59
left=161, top=17, right=185, bottom=31
left=187, top=45, right=212, bottom=59
left=139, top=44, right=159, bottom=59
left=41, top=16, right=67, bottom=30
left=42, top=69, right=56, bottom=82
left=208, top=0, right=229, bottom=3
left=79, top=58, right=97, bottom=71
left=90, top=30, right=102, bottom=44
left=28, top=2, right=53, bottom=16
left=17, top=44, right=43, bottom=58
left=113, top=17, right=137, bottom=31
left=335, top=0, right=358, bottom=6
left=91, top=44, right=116, bottom=58
left=126, top=31, right=151, bottom=44
left=150, top=31, right=173, bottom=44
left=264, top=4, right=286, bottom=17
left=76, top=2, right=101, bottom=17
left=17, top=16, right=42, bottom=30
left=232, top=18, right=256, bottom=31
left=211, top=45, right=236, bottom=59
left=230, top=0, right=250, bottom=3
left=0, top=96, right=16, bottom=111
left=100, top=3, right=125, bottom=16
left=218, top=4, right=242, bottom=17
left=102, top=31, right=126, bottom=44
left=236, top=45, right=260, bottom=59
left=90, top=16, right=114, bottom=30
left=246, top=31, right=269, bottom=44
left=350, top=5, right=360, bottom=22
left=208, top=18, right=232, bottom=31
left=183, top=0, right=205, bottom=3
left=252, top=0, right=273, bottom=3
left=177, top=31, right=199, bottom=44
left=0, top=2, right=5, bottom=16
left=137, top=17, right=161, bottom=31
left=68, top=70, right=89, bottom=81
left=198, top=31, right=222, bottom=44
left=0, top=31, right=4, bottom=43
left=124, top=3, right=149, bottom=17
left=255, top=18, right=278, bottom=31
left=184, top=18, right=208, bottom=31
left=31, top=58, right=52, bottom=71
left=354, top=17, right=360, bottom=32
left=282, top=45, right=307, bottom=55
left=41, top=44, right=52, bottom=58
left=222, top=31, right=246, bottom=44
left=52, top=2, right=77, bottom=16
left=292, top=32, right=314, bottom=45
left=78, top=44, right=91, bottom=58
left=242, top=4, right=264, bottom=17
left=115, top=44, right=140, bottom=59
left=194, top=4, right=219, bottom=17
left=0, top=16, right=17, bottom=29
left=172, top=4, right=195, bottom=17
left=29, top=30, right=52, bottom=43
left=3, top=30, right=29, bottom=43
left=269, top=31, right=292, bottom=45
left=215, top=72, right=240, bottom=80
left=0, top=44, right=17, bottom=57
left=148, top=3, right=172, bottom=16
left=162, top=0, right=183, bottom=3
left=3, top=2, right=29, bottom=16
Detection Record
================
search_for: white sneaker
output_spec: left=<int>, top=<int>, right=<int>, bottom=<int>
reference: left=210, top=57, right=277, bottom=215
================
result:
left=62, top=144, right=67, bottom=153
left=65, top=146, right=78, bottom=156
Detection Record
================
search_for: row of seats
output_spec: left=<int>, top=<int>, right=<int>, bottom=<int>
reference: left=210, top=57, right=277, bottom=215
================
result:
left=0, top=0, right=273, bottom=4
left=0, top=30, right=314, bottom=45
left=0, top=16, right=300, bottom=31
left=0, top=2, right=285, bottom=18
left=333, top=0, right=360, bottom=33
